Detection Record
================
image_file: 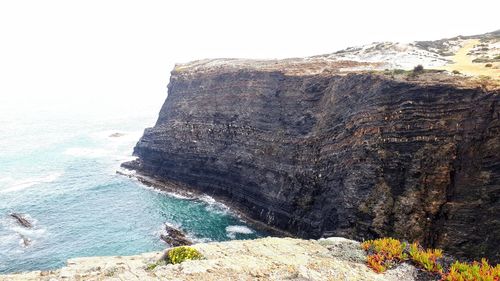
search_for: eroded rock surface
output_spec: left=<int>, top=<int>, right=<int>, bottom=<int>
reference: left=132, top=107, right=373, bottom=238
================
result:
left=0, top=237, right=421, bottom=281
left=160, top=224, right=192, bottom=247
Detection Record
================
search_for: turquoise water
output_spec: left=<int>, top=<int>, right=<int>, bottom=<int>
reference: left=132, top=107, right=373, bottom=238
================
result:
left=0, top=105, right=262, bottom=273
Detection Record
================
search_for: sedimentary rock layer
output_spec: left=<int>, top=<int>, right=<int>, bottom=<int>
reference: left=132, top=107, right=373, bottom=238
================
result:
left=124, top=61, right=500, bottom=262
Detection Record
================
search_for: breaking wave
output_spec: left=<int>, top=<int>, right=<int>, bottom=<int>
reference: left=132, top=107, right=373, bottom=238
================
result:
left=0, top=173, right=62, bottom=194
left=225, top=225, right=254, bottom=239
left=199, top=195, right=232, bottom=215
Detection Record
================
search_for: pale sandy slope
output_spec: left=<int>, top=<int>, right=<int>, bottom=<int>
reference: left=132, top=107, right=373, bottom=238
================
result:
left=440, top=39, right=500, bottom=79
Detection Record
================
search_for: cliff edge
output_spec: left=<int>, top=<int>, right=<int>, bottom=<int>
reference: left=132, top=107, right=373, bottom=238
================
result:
left=0, top=237, right=422, bottom=281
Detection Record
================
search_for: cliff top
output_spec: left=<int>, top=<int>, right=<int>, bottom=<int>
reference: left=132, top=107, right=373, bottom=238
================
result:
left=173, top=30, right=500, bottom=83
left=173, top=57, right=380, bottom=76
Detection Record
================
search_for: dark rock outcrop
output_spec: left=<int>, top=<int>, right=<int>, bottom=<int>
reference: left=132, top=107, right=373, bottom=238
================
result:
left=123, top=59, right=500, bottom=262
left=10, top=213, right=33, bottom=228
left=160, top=225, right=192, bottom=247
left=109, top=132, right=125, bottom=138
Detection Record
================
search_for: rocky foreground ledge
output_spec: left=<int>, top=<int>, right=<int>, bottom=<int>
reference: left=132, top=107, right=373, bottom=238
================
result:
left=1, top=237, right=425, bottom=281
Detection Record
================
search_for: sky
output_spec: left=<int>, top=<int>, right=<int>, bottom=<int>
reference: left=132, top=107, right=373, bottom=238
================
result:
left=0, top=0, right=498, bottom=116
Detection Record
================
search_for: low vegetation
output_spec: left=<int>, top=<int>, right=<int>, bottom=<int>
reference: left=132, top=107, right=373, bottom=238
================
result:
left=145, top=246, right=203, bottom=271
left=381, top=66, right=446, bottom=79
left=362, top=238, right=500, bottom=280
left=444, top=259, right=500, bottom=281
left=166, top=246, right=203, bottom=264
left=473, top=57, right=492, bottom=63
left=409, top=242, right=443, bottom=273
left=361, top=238, right=407, bottom=272
left=145, top=262, right=159, bottom=271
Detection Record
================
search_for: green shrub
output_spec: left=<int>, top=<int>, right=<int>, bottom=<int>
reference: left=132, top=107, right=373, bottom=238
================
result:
left=166, top=246, right=203, bottom=264
left=146, top=263, right=158, bottom=271
left=393, top=69, right=407, bottom=75
left=413, top=64, right=424, bottom=74
left=452, top=70, right=461, bottom=74
left=473, top=57, right=491, bottom=63
left=485, top=63, right=493, bottom=68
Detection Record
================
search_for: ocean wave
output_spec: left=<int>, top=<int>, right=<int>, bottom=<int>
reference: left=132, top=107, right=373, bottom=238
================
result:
left=0, top=172, right=62, bottom=194
left=225, top=225, right=254, bottom=239
left=190, top=237, right=212, bottom=243
left=199, top=195, right=233, bottom=215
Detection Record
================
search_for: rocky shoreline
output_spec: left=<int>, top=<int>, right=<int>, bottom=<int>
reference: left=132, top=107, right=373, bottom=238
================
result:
left=117, top=169, right=292, bottom=238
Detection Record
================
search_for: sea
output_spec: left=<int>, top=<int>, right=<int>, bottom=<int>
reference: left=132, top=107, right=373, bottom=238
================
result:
left=0, top=98, right=261, bottom=273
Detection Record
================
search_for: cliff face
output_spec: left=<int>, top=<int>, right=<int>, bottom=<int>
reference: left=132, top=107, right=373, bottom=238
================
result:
left=124, top=60, right=500, bottom=262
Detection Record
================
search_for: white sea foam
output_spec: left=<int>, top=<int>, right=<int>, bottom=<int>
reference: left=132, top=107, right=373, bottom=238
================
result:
left=0, top=214, right=47, bottom=249
left=199, top=195, right=233, bottom=215
left=11, top=226, right=46, bottom=238
left=0, top=172, right=62, bottom=193
left=156, top=221, right=212, bottom=245
left=116, top=167, right=137, bottom=177
left=119, top=171, right=195, bottom=199
left=164, top=221, right=183, bottom=230
left=225, top=225, right=254, bottom=239
left=131, top=179, right=193, bottom=200
left=199, top=194, right=216, bottom=204
left=164, top=191, right=192, bottom=200
left=0, top=233, right=18, bottom=248
left=64, top=147, right=110, bottom=158
left=0, top=176, right=13, bottom=183
left=156, top=221, right=182, bottom=240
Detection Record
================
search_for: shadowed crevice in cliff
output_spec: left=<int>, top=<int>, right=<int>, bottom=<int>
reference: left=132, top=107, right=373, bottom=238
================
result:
left=123, top=67, right=500, bottom=263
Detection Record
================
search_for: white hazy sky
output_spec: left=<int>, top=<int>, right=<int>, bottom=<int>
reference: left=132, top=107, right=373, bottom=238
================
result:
left=0, top=0, right=498, bottom=114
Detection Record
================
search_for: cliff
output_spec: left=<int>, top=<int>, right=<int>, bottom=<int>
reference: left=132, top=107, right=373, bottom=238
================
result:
left=0, top=237, right=422, bottom=281
left=124, top=35, right=500, bottom=263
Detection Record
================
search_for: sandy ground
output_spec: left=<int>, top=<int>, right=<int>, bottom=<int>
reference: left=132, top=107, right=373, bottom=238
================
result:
left=440, top=39, right=500, bottom=79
